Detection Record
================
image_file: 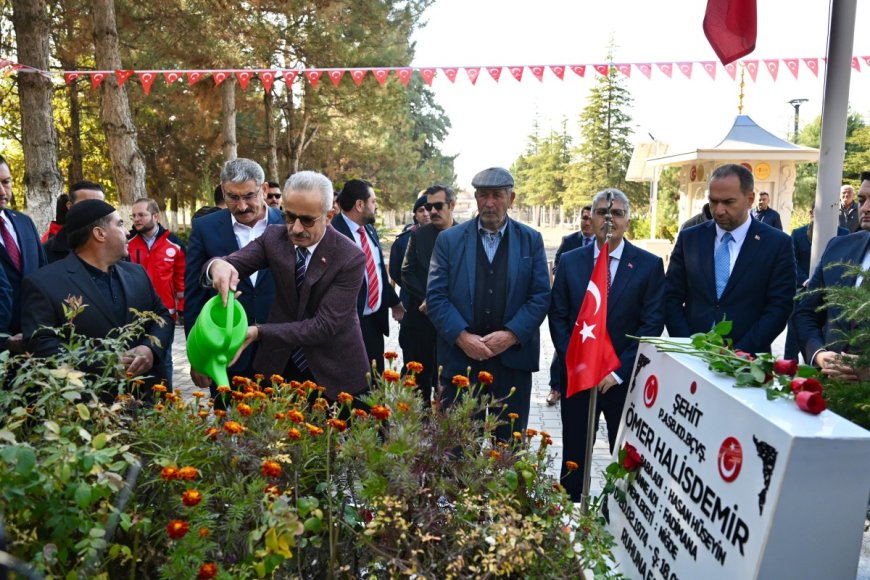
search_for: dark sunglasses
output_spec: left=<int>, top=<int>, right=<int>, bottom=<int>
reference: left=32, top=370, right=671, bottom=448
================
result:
left=283, top=211, right=323, bottom=228
left=425, top=202, right=446, bottom=211
left=593, top=208, right=627, bottom=218
left=267, top=193, right=282, bottom=200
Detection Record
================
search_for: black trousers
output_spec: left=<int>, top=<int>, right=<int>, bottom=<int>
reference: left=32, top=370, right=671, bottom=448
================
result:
left=559, top=383, right=627, bottom=502
left=398, top=313, right=437, bottom=406
left=361, top=313, right=385, bottom=376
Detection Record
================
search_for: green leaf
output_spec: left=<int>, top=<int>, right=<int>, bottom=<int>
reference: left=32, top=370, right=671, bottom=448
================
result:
left=78, top=428, right=92, bottom=443
left=714, top=320, right=733, bottom=336
left=0, top=429, right=17, bottom=444
left=14, top=447, right=36, bottom=476
left=44, top=421, right=60, bottom=435
left=749, top=364, right=766, bottom=383
left=74, top=483, right=92, bottom=508
left=89, top=527, right=106, bottom=538
left=76, top=404, right=90, bottom=420
left=503, top=469, right=519, bottom=491
left=303, top=517, right=322, bottom=533
left=92, top=433, right=108, bottom=450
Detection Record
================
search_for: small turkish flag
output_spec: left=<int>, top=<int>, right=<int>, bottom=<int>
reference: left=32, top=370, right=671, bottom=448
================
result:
left=565, top=243, right=620, bottom=398
left=703, top=0, right=757, bottom=65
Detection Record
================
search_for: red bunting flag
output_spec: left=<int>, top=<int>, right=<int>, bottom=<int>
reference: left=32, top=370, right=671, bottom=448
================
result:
left=282, top=69, right=298, bottom=88
left=187, top=71, right=204, bottom=85
left=212, top=71, right=230, bottom=87
left=419, top=68, right=436, bottom=85
left=616, top=63, right=631, bottom=77
left=235, top=71, right=253, bottom=90
left=702, top=0, right=757, bottom=65
left=138, top=71, right=156, bottom=94
left=656, top=62, right=673, bottom=78
left=592, top=64, right=609, bottom=77
left=744, top=59, right=759, bottom=81
left=64, top=72, right=79, bottom=85
left=259, top=70, right=275, bottom=93
left=328, top=69, right=345, bottom=87
left=115, top=70, right=134, bottom=86
left=724, top=61, right=737, bottom=80
left=373, top=68, right=389, bottom=86
left=569, top=64, right=586, bottom=77
left=442, top=67, right=458, bottom=83
left=305, top=70, right=323, bottom=88
left=764, top=59, right=779, bottom=81
left=396, top=68, right=412, bottom=86
left=803, top=58, right=819, bottom=77
left=486, top=66, right=501, bottom=81
left=509, top=66, right=523, bottom=82
left=783, top=58, right=799, bottom=79
left=529, top=65, right=545, bottom=81
left=636, top=63, right=652, bottom=79
left=465, top=67, right=480, bottom=85
left=550, top=65, right=565, bottom=80
left=163, top=71, right=182, bottom=85
left=677, top=62, right=693, bottom=78
left=350, top=69, right=367, bottom=87
left=862, top=56, right=870, bottom=69
left=90, top=72, right=107, bottom=89
left=852, top=57, right=861, bottom=72
left=701, top=61, right=717, bottom=79
left=565, top=243, right=620, bottom=398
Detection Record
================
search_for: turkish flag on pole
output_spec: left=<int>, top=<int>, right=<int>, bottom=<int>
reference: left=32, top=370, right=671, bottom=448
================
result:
left=565, top=243, right=620, bottom=398
left=703, top=0, right=757, bottom=65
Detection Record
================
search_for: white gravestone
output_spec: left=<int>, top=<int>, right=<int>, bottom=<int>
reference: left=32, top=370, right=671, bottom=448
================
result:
left=604, top=342, right=870, bottom=580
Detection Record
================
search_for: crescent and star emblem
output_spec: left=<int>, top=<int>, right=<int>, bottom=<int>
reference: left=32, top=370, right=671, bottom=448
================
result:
left=573, top=281, right=602, bottom=343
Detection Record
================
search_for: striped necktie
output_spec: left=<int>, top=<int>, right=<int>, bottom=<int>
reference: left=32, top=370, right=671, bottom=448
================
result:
left=715, top=232, right=733, bottom=299
left=357, top=226, right=380, bottom=310
left=291, top=247, right=309, bottom=372
left=0, top=216, right=21, bottom=271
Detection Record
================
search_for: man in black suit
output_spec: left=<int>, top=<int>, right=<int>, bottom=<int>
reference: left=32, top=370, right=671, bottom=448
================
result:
left=665, top=163, right=795, bottom=355
left=401, top=184, right=457, bottom=405
left=44, top=181, right=106, bottom=263
left=0, top=154, right=47, bottom=352
left=184, top=158, right=283, bottom=396
left=549, top=188, right=665, bottom=502
left=751, top=191, right=782, bottom=230
left=332, top=179, right=403, bottom=374
left=21, top=200, right=173, bottom=396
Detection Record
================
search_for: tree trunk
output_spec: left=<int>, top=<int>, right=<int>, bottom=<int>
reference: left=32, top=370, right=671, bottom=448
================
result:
left=91, top=0, right=147, bottom=216
left=10, top=0, right=63, bottom=232
left=264, top=91, right=279, bottom=182
left=221, top=78, right=237, bottom=161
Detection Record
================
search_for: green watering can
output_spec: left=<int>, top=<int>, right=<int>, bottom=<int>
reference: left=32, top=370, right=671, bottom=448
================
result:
left=186, top=293, right=248, bottom=389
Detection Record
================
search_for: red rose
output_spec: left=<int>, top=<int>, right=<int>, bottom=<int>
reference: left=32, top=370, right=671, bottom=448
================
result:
left=734, top=350, right=755, bottom=361
left=789, top=377, right=822, bottom=394
left=795, top=390, right=826, bottom=415
left=621, top=443, right=643, bottom=472
left=772, top=359, right=798, bottom=376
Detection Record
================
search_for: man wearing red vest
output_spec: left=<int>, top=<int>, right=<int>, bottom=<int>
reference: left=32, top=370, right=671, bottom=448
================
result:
left=129, top=197, right=185, bottom=386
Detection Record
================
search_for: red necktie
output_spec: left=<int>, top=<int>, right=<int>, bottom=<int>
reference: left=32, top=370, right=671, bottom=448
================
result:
left=357, top=226, right=380, bottom=310
left=0, top=217, right=21, bottom=271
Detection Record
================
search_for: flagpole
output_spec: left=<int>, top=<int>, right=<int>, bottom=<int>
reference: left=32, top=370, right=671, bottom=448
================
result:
left=581, top=191, right=614, bottom=513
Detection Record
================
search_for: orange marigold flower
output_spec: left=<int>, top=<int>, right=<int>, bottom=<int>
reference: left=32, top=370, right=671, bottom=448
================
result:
left=477, top=371, right=494, bottom=385
left=231, top=376, right=247, bottom=386
left=192, top=391, right=206, bottom=398
left=513, top=431, right=522, bottom=441
left=264, top=484, right=280, bottom=496
left=290, top=380, right=302, bottom=389
left=403, top=377, right=417, bottom=388
left=198, top=527, right=210, bottom=538
left=253, top=373, right=265, bottom=382
left=237, top=403, right=253, bottom=416
left=302, top=380, right=318, bottom=391
left=216, top=385, right=231, bottom=394
left=160, top=466, right=178, bottom=481
left=452, top=375, right=470, bottom=388
left=488, top=450, right=502, bottom=460
left=264, top=387, right=274, bottom=396
left=565, top=460, right=580, bottom=471
left=223, top=421, right=245, bottom=435
left=383, top=370, right=401, bottom=383
left=540, top=431, right=551, bottom=438
left=253, top=391, right=268, bottom=400
left=270, top=374, right=285, bottom=384
left=154, top=403, right=165, bottom=412
left=384, top=351, right=399, bottom=360
left=230, top=391, right=245, bottom=401
left=167, top=519, right=190, bottom=540
left=213, top=409, right=227, bottom=419
left=198, top=410, right=209, bottom=419
left=525, top=428, right=538, bottom=438
left=261, top=460, right=282, bottom=478
left=313, top=398, right=329, bottom=412
left=182, top=489, right=203, bottom=507
left=287, top=428, right=302, bottom=440
left=507, top=412, right=519, bottom=421
left=178, top=466, right=199, bottom=481
left=287, top=410, right=305, bottom=423
left=542, top=436, right=553, bottom=446
left=197, top=562, right=218, bottom=580
left=152, top=383, right=168, bottom=393
left=337, top=392, right=354, bottom=405
left=406, top=361, right=423, bottom=373
left=274, top=412, right=286, bottom=420
left=305, top=423, right=324, bottom=436
left=326, top=418, right=348, bottom=432
left=130, top=378, right=145, bottom=388
left=353, top=408, right=369, bottom=419
left=396, top=402, right=410, bottom=413
left=205, top=427, right=219, bottom=441
left=371, top=405, right=391, bottom=421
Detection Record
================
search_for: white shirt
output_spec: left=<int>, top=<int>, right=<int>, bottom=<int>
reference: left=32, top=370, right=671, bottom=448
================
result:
left=231, top=212, right=269, bottom=285
left=298, top=239, right=321, bottom=270
left=340, top=213, right=383, bottom=315
left=714, top=216, right=753, bottom=274
left=593, top=238, right=626, bottom=385
left=856, top=249, right=870, bottom=288
left=0, top=211, right=19, bottom=252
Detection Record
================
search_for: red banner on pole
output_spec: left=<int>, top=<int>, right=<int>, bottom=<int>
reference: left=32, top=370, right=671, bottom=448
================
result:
left=703, top=0, right=757, bottom=65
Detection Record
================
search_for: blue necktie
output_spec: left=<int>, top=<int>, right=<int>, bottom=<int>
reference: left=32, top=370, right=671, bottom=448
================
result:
left=292, top=247, right=309, bottom=372
left=715, top=232, right=733, bottom=299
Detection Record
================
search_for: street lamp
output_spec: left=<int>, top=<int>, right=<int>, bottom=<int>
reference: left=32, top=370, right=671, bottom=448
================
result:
left=788, top=98, right=809, bottom=143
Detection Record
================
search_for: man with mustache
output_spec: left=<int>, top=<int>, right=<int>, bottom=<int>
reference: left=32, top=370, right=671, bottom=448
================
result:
left=206, top=171, right=369, bottom=398
left=184, top=158, right=282, bottom=400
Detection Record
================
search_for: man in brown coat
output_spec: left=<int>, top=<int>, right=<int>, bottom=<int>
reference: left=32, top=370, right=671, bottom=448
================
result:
left=206, top=170, right=369, bottom=399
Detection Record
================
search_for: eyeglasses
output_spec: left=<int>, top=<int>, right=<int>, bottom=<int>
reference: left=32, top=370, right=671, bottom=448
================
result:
left=593, top=208, right=627, bottom=218
left=224, top=191, right=259, bottom=204
left=267, top=193, right=282, bottom=200
left=425, top=202, right=446, bottom=211
left=284, top=211, right=324, bottom=228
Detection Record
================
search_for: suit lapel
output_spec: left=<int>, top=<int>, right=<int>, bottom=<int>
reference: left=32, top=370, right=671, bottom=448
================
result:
left=299, top=228, right=334, bottom=315
left=464, top=223, right=477, bottom=303
left=608, top=241, right=635, bottom=309
left=65, top=256, right=117, bottom=325
left=721, top=221, right=761, bottom=299
left=506, top=219, right=520, bottom=310
left=840, top=231, right=870, bottom=286
left=699, top=222, right=717, bottom=300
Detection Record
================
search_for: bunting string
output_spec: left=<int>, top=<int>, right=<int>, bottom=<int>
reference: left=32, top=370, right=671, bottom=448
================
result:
left=2, top=56, right=869, bottom=95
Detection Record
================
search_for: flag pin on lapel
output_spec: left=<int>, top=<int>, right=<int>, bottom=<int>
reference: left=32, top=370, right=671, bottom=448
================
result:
left=628, top=263, right=634, bottom=269
left=754, top=234, right=761, bottom=240
left=321, top=257, right=327, bottom=263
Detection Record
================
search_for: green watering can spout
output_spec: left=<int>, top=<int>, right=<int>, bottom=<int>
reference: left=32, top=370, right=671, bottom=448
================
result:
left=186, top=293, right=249, bottom=390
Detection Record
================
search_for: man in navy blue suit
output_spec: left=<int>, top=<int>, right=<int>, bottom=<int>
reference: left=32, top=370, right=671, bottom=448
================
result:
left=549, top=189, right=665, bottom=502
left=427, top=167, right=550, bottom=440
left=0, top=154, right=47, bottom=352
left=184, top=158, right=282, bottom=396
left=794, top=171, right=870, bottom=381
left=665, top=164, right=795, bottom=355
left=332, top=179, right=403, bottom=375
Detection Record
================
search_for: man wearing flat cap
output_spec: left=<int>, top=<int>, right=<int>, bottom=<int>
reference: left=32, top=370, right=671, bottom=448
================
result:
left=21, top=199, right=174, bottom=396
left=427, top=167, right=550, bottom=440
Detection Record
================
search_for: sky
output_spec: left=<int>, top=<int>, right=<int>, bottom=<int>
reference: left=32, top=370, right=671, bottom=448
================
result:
left=410, top=0, right=870, bottom=190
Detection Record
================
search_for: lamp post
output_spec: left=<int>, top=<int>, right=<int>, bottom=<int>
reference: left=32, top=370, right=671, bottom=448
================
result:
left=788, top=98, right=809, bottom=143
